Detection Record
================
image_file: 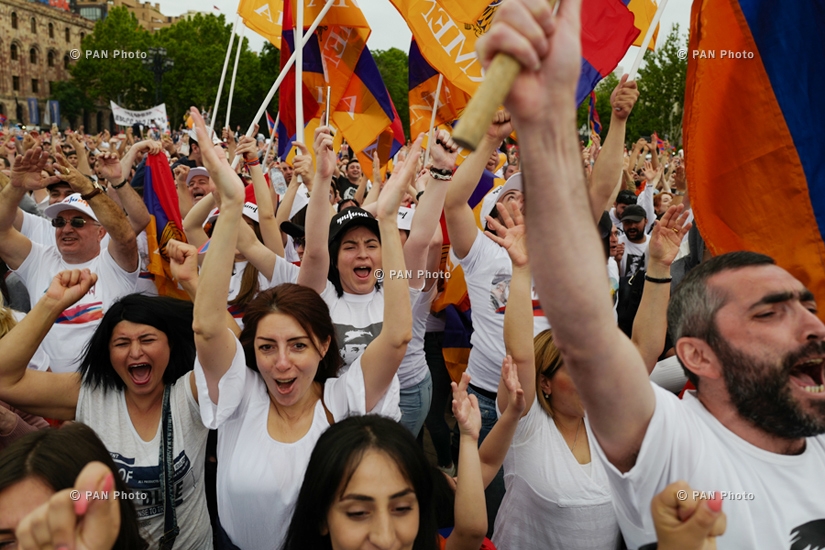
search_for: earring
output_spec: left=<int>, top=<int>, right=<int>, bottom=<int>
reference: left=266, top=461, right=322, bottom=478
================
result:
left=543, top=393, right=550, bottom=400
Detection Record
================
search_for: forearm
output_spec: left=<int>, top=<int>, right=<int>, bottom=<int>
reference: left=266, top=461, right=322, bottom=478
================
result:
left=589, top=116, right=627, bottom=219
left=404, top=178, right=447, bottom=284
left=75, top=147, right=93, bottom=177
left=445, top=136, right=497, bottom=211
left=297, top=170, right=333, bottom=292
left=90, top=194, right=136, bottom=246
left=0, top=296, right=61, bottom=387
left=176, top=182, right=194, bottom=220
left=112, top=182, right=150, bottom=234
left=478, top=407, right=520, bottom=487
left=451, top=433, right=487, bottom=545
left=182, top=193, right=216, bottom=249
left=362, top=176, right=380, bottom=206
left=274, top=181, right=300, bottom=246
left=504, top=265, right=535, bottom=368
left=354, top=174, right=368, bottom=205
left=0, top=184, right=27, bottom=233
left=249, top=164, right=284, bottom=256
left=631, top=260, right=671, bottom=373
left=377, top=216, right=413, bottom=348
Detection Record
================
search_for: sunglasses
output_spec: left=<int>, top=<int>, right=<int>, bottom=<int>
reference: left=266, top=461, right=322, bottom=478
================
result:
left=51, top=216, right=94, bottom=228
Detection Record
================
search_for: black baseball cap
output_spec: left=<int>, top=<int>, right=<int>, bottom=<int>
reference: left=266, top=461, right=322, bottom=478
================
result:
left=328, top=207, right=379, bottom=246
left=620, top=204, right=647, bottom=223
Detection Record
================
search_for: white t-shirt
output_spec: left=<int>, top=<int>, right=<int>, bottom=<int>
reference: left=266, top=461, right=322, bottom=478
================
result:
left=194, top=337, right=401, bottom=550
left=11, top=310, right=50, bottom=371
left=492, top=403, right=619, bottom=550
left=619, top=234, right=649, bottom=278
left=75, top=377, right=212, bottom=548
left=135, top=231, right=158, bottom=297
left=13, top=242, right=138, bottom=372
left=607, top=258, right=619, bottom=322
left=459, top=230, right=550, bottom=392
left=591, top=382, right=825, bottom=549
left=270, top=258, right=422, bottom=372
left=397, top=284, right=437, bottom=389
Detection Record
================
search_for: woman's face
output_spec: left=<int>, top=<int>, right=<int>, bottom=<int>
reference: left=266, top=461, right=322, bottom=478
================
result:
left=336, top=226, right=382, bottom=295
left=109, top=321, right=170, bottom=397
left=0, top=477, right=53, bottom=543
left=540, top=364, right=585, bottom=418
left=255, top=313, right=329, bottom=408
left=325, top=450, right=419, bottom=550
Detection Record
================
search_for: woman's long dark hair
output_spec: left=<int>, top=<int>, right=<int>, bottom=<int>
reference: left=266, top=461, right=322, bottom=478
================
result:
left=0, top=422, right=148, bottom=549
left=79, top=294, right=196, bottom=391
left=240, top=283, right=342, bottom=381
left=281, top=415, right=438, bottom=550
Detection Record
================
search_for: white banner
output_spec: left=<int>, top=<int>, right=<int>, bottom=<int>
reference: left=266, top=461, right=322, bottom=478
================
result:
left=110, top=101, right=168, bottom=131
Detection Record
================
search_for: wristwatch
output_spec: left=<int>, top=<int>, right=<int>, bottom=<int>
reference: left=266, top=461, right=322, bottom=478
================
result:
left=81, top=180, right=106, bottom=201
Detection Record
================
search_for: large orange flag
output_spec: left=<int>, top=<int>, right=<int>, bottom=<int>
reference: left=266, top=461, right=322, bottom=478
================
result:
left=238, top=0, right=284, bottom=47
left=627, top=0, right=659, bottom=51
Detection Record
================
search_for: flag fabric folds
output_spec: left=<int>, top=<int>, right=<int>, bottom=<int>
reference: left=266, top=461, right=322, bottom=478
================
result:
left=408, top=39, right=470, bottom=140
left=143, top=154, right=189, bottom=300
left=238, top=0, right=284, bottom=47
left=266, top=111, right=277, bottom=136
left=626, top=0, right=659, bottom=51
left=440, top=0, right=491, bottom=25
left=589, top=91, right=602, bottom=136
left=684, top=0, right=825, bottom=310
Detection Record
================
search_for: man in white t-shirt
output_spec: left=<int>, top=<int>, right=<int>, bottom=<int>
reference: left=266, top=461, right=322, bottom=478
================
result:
left=485, top=4, right=825, bottom=549
left=618, top=204, right=649, bottom=277
left=0, top=148, right=139, bottom=372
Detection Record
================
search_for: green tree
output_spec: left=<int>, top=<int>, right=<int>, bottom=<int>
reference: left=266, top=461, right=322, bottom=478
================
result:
left=625, top=24, right=688, bottom=146
left=577, top=72, right=619, bottom=142
left=50, top=80, right=94, bottom=129
left=373, top=48, right=410, bottom=140
left=69, top=7, right=154, bottom=108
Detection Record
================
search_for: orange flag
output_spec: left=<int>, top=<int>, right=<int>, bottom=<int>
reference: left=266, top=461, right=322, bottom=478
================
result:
left=238, top=0, right=284, bottom=47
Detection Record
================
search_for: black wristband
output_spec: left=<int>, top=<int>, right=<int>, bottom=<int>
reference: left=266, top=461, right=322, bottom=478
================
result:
left=644, top=274, right=672, bottom=284
left=416, top=190, right=425, bottom=202
left=111, top=180, right=128, bottom=190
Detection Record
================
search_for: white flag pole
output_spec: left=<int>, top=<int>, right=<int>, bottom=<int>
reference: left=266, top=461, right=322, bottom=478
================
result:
left=209, top=12, right=239, bottom=138
left=423, top=73, right=444, bottom=167
left=627, top=0, right=668, bottom=81
left=263, top=113, right=280, bottom=167
left=225, top=23, right=246, bottom=133
left=295, top=0, right=305, bottom=145
left=231, top=0, right=335, bottom=169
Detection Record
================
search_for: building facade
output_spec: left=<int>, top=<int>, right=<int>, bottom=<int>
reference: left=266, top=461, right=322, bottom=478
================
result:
left=74, top=0, right=180, bottom=32
left=0, top=0, right=111, bottom=131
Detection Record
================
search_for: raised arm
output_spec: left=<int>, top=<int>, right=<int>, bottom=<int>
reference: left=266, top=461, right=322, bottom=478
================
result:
left=479, top=356, right=525, bottom=487
left=447, top=373, right=488, bottom=550
left=444, top=112, right=512, bottom=259
left=297, top=129, right=336, bottom=294
left=480, top=0, right=655, bottom=472
left=237, top=130, right=285, bottom=257
left=54, top=153, right=138, bottom=272
left=404, top=130, right=457, bottom=291
left=173, top=164, right=194, bottom=219
left=589, top=75, right=639, bottom=219
left=0, top=149, right=52, bottom=269
left=631, top=205, right=691, bottom=371
left=0, top=269, right=93, bottom=419
left=98, top=150, right=151, bottom=235
left=273, top=165, right=303, bottom=250
left=65, top=133, right=93, bottom=177
left=190, top=107, right=246, bottom=402
left=359, top=137, right=422, bottom=411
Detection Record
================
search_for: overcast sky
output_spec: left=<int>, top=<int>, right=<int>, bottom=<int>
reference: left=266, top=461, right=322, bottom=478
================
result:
left=156, top=0, right=693, bottom=71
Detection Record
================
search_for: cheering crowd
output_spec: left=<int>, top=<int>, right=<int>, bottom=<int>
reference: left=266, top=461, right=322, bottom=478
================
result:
left=1, top=0, right=825, bottom=548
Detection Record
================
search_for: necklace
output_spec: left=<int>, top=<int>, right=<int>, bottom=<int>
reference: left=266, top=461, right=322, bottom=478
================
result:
left=555, top=417, right=584, bottom=452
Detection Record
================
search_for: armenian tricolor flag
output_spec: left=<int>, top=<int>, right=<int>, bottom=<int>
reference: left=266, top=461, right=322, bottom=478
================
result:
left=408, top=39, right=470, bottom=140
left=238, top=0, right=283, bottom=48
left=143, top=153, right=189, bottom=300
left=684, top=0, right=825, bottom=312
left=266, top=111, right=277, bottom=137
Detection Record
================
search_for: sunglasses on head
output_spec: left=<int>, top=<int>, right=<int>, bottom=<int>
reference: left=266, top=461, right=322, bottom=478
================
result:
left=51, top=216, right=93, bottom=228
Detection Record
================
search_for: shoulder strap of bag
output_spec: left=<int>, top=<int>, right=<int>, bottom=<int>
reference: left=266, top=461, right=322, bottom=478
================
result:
left=158, top=385, right=180, bottom=550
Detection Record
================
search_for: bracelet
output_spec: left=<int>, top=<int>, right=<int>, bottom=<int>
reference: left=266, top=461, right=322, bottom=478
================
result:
left=429, top=167, right=453, bottom=181
left=111, top=180, right=128, bottom=190
left=244, top=158, right=260, bottom=167
left=415, top=190, right=425, bottom=202
left=644, top=274, right=672, bottom=284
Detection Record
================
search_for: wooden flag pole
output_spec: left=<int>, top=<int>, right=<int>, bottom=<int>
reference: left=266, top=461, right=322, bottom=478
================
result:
left=225, top=23, right=246, bottom=132
left=230, top=0, right=335, bottom=169
left=209, top=12, right=239, bottom=139
left=627, top=0, right=668, bottom=80
left=423, top=73, right=444, bottom=166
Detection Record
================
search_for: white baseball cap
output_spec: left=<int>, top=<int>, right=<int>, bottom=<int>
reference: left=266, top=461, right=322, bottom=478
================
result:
left=243, top=202, right=259, bottom=223
left=397, top=206, right=414, bottom=231
left=186, top=167, right=210, bottom=186
left=43, top=193, right=99, bottom=222
left=480, top=172, right=523, bottom=229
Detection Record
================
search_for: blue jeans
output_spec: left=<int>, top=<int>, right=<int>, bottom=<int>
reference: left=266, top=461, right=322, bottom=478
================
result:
left=399, top=371, right=433, bottom=438
left=452, top=384, right=506, bottom=538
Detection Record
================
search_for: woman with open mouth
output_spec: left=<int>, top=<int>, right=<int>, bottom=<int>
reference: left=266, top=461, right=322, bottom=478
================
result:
left=189, top=109, right=414, bottom=550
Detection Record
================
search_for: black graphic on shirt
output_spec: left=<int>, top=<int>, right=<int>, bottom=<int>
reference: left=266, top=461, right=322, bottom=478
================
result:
left=789, top=519, right=825, bottom=550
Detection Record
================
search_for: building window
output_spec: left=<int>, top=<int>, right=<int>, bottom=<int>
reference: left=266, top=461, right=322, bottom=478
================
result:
left=48, top=51, right=55, bottom=67
left=49, top=23, right=55, bottom=39
left=10, top=44, right=18, bottom=61
left=32, top=80, right=39, bottom=94
left=30, top=48, right=38, bottom=65
left=13, top=77, right=20, bottom=92
left=65, top=28, right=70, bottom=42
left=11, top=12, right=18, bottom=29
left=31, top=17, right=37, bottom=34
left=64, top=54, right=70, bottom=69
left=80, top=32, right=85, bottom=42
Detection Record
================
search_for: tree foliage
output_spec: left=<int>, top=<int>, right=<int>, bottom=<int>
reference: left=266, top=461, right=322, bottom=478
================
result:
left=50, top=80, right=94, bottom=128
left=372, top=48, right=410, bottom=140
left=625, top=24, right=688, bottom=146
left=577, top=72, right=619, bottom=142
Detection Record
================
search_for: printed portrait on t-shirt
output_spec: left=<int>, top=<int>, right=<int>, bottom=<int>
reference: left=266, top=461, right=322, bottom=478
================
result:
left=335, top=322, right=383, bottom=368
left=789, top=519, right=825, bottom=550
left=625, top=253, right=646, bottom=278
left=490, top=274, right=511, bottom=314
